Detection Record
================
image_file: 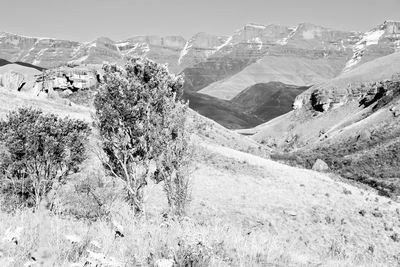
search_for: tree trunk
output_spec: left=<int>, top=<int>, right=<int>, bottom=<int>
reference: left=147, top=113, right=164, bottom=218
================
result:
left=127, top=187, right=144, bottom=215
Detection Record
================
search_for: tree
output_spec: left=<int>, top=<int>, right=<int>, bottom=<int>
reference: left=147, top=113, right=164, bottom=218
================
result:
left=94, top=57, right=190, bottom=215
left=0, top=107, right=91, bottom=209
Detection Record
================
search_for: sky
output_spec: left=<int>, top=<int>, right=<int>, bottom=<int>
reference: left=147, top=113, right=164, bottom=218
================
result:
left=1, top=0, right=400, bottom=42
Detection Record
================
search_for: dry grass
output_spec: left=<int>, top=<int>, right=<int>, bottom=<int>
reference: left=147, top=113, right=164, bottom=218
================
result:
left=0, top=206, right=394, bottom=267
left=1, top=91, right=400, bottom=266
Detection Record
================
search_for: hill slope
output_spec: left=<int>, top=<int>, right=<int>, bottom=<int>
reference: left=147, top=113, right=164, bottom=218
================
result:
left=183, top=91, right=263, bottom=129
left=241, top=52, right=400, bottom=197
left=232, top=82, right=309, bottom=121
left=1, top=85, right=400, bottom=265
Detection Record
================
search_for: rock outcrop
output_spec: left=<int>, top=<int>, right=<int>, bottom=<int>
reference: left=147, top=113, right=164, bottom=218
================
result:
left=312, top=159, right=329, bottom=172
left=0, top=71, right=26, bottom=91
left=293, top=51, right=400, bottom=111
left=33, top=66, right=99, bottom=95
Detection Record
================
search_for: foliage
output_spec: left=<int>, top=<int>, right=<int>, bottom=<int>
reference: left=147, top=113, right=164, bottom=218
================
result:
left=94, top=57, right=190, bottom=215
left=174, top=236, right=212, bottom=266
left=0, top=107, right=90, bottom=209
left=56, top=170, right=121, bottom=221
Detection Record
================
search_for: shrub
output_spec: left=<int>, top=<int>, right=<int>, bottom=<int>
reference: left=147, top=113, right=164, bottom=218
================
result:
left=56, top=170, right=121, bottom=221
left=94, top=57, right=191, bottom=215
left=0, top=107, right=90, bottom=210
left=174, top=236, right=212, bottom=266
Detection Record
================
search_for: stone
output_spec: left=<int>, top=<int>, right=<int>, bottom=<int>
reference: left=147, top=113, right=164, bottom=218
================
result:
left=33, top=66, right=99, bottom=95
left=390, top=106, right=400, bottom=117
left=312, top=159, right=329, bottom=172
left=0, top=71, right=26, bottom=91
left=357, top=130, right=372, bottom=141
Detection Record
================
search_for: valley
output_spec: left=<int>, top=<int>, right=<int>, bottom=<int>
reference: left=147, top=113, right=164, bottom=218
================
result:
left=1, top=18, right=400, bottom=266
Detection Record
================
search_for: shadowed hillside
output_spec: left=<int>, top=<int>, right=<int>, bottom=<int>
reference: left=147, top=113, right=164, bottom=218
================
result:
left=232, top=82, right=310, bottom=121
left=183, top=91, right=263, bottom=129
left=184, top=82, right=308, bottom=129
left=0, top=58, right=45, bottom=71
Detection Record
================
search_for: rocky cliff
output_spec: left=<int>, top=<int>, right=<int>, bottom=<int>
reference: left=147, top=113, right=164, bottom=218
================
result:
left=32, top=66, right=99, bottom=96
left=293, top=52, right=400, bottom=111
left=194, top=23, right=362, bottom=99
left=343, top=20, right=400, bottom=73
left=0, top=32, right=226, bottom=73
left=2, top=21, right=399, bottom=101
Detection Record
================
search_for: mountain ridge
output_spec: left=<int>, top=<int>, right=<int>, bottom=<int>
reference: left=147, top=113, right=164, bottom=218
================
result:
left=1, top=21, right=398, bottom=73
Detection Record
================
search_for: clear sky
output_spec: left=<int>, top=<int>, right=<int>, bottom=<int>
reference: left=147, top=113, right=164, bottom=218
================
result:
left=1, top=0, right=400, bottom=42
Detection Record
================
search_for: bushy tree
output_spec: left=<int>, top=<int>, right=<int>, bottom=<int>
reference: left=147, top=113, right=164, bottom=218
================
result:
left=94, top=57, right=190, bottom=215
left=0, top=107, right=90, bottom=209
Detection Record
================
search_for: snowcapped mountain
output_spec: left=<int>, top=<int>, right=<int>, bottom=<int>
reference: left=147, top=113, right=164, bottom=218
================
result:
left=188, top=21, right=400, bottom=100
left=183, top=23, right=362, bottom=99
left=0, top=32, right=226, bottom=73
left=178, top=33, right=229, bottom=69
left=1, top=21, right=399, bottom=101
left=343, top=20, right=400, bottom=72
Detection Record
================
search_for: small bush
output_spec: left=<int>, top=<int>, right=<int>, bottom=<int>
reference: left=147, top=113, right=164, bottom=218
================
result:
left=0, top=107, right=90, bottom=210
left=174, top=236, right=212, bottom=267
left=56, top=171, right=121, bottom=221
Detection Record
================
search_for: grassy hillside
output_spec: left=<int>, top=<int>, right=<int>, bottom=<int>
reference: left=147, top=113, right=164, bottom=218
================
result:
left=183, top=91, right=263, bottom=129
left=271, top=80, right=400, bottom=198
left=232, top=82, right=309, bottom=121
left=184, top=82, right=307, bottom=129
left=199, top=55, right=345, bottom=100
left=1, top=84, right=400, bottom=266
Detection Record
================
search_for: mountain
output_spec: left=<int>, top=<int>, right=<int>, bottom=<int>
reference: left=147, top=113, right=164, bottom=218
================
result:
left=343, top=20, right=400, bottom=73
left=0, top=31, right=226, bottom=73
left=189, top=21, right=400, bottom=101
left=182, top=24, right=292, bottom=94
left=240, top=52, right=400, bottom=196
left=245, top=52, right=400, bottom=145
left=195, top=23, right=361, bottom=100
left=1, top=21, right=399, bottom=130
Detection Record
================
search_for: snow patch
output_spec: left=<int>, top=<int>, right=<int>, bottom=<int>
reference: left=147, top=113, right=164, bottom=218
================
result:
left=31, top=48, right=48, bottom=65
left=277, top=26, right=298, bottom=45
left=343, top=29, right=385, bottom=72
left=178, top=40, right=191, bottom=65
left=250, top=37, right=263, bottom=50
left=364, top=30, right=385, bottom=46
left=70, top=55, right=89, bottom=64
left=215, top=36, right=232, bottom=52
left=71, top=44, right=83, bottom=58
